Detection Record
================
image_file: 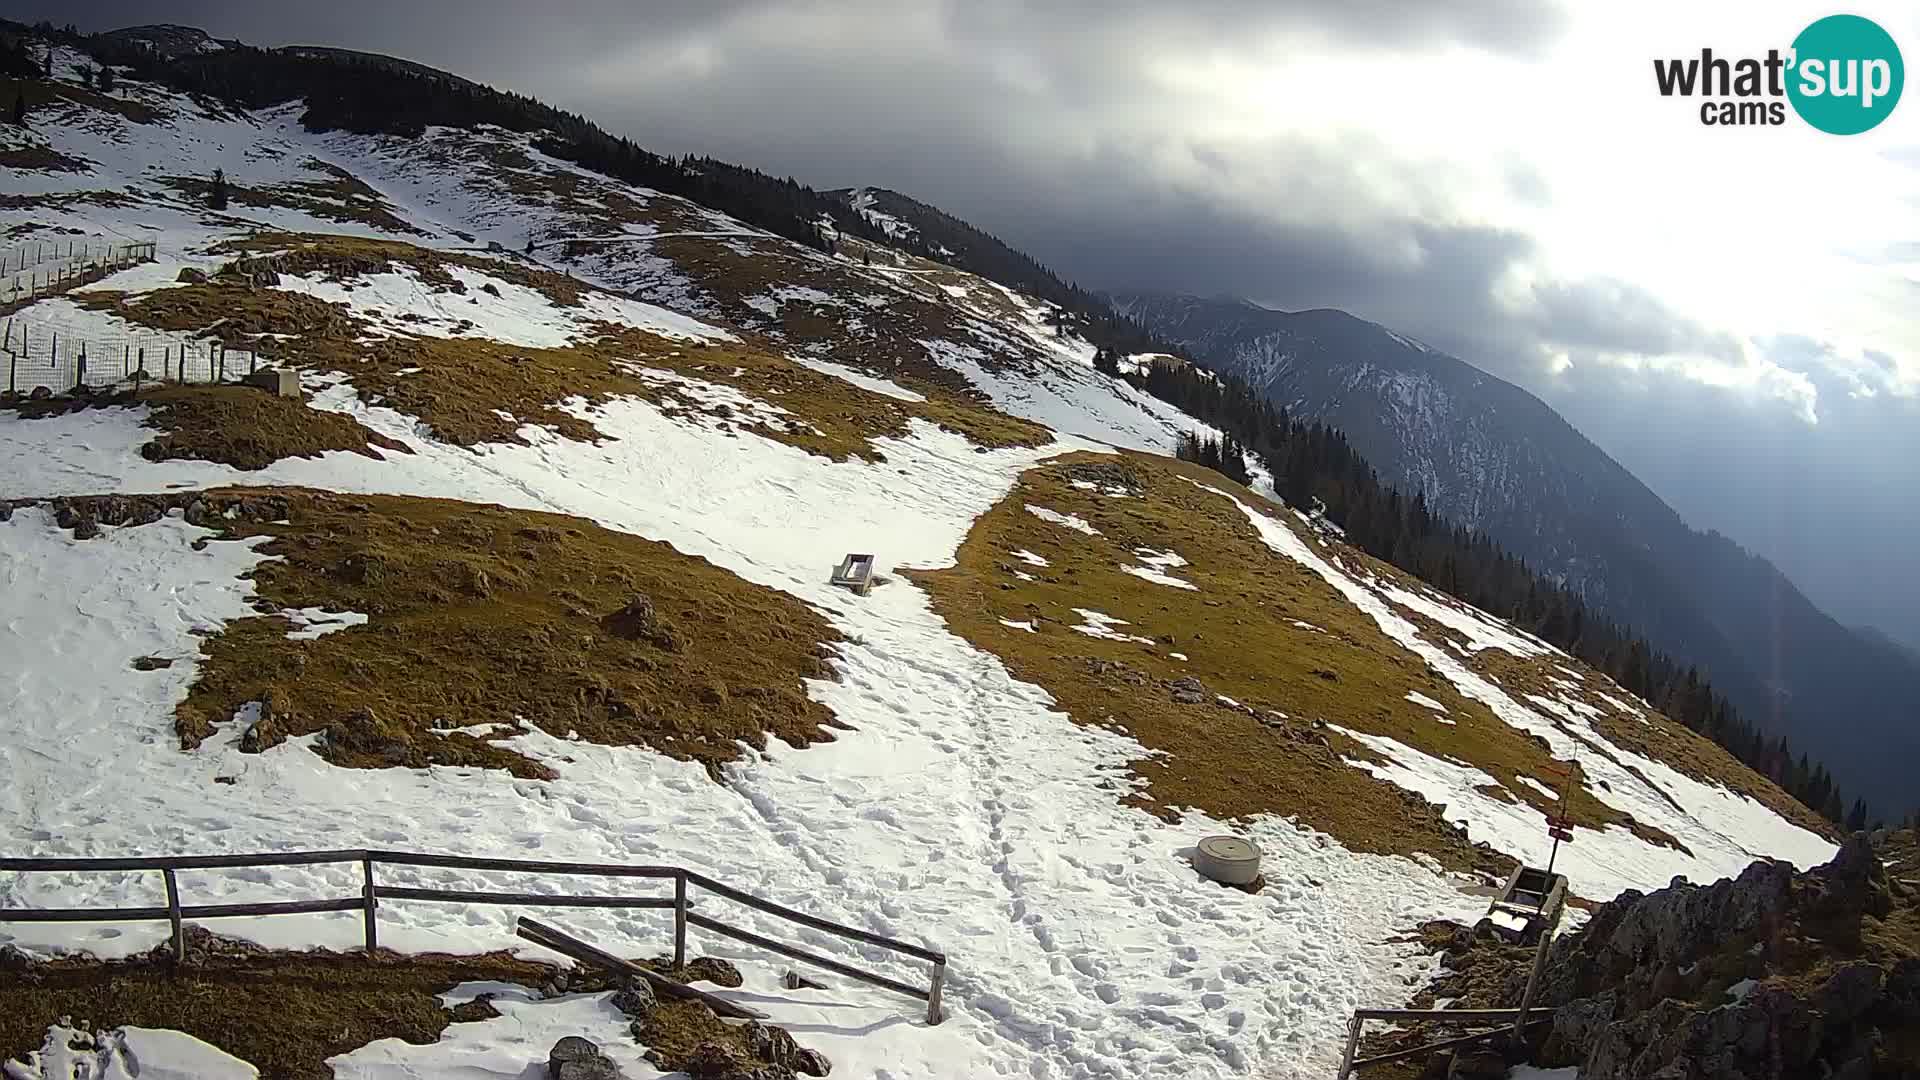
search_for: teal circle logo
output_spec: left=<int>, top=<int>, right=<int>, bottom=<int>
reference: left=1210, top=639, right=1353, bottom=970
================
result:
left=1787, top=14, right=1903, bottom=134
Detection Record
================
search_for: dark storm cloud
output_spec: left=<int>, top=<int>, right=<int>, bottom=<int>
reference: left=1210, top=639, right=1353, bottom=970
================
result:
left=31, top=0, right=1570, bottom=64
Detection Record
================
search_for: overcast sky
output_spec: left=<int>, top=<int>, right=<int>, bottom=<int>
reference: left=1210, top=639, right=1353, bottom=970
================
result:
left=31, top=0, right=1920, bottom=645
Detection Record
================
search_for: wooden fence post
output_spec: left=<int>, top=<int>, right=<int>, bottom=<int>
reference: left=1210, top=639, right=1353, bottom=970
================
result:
left=361, top=857, right=378, bottom=953
left=673, top=872, right=688, bottom=969
left=1511, top=922, right=1554, bottom=1039
left=162, top=869, right=184, bottom=963
left=926, top=959, right=946, bottom=1025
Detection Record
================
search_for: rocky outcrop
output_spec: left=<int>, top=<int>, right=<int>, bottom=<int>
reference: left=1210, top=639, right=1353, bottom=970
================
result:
left=548, top=1036, right=619, bottom=1080
left=0, top=491, right=293, bottom=538
left=1527, top=835, right=1916, bottom=1079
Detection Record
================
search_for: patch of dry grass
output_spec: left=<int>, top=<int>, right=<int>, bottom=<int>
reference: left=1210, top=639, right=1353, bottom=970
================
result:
left=85, top=242, right=1050, bottom=459
left=0, top=934, right=555, bottom=1080
left=911, top=452, right=1595, bottom=872
left=157, top=174, right=423, bottom=236
left=0, top=144, right=91, bottom=171
left=654, top=233, right=999, bottom=394
left=213, top=232, right=587, bottom=306
left=137, top=385, right=413, bottom=470
left=0, top=930, right=813, bottom=1080
left=1, top=76, right=166, bottom=125
left=173, top=488, right=844, bottom=780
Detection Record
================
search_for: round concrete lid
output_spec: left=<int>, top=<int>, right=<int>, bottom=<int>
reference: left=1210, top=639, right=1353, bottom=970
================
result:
left=1197, top=836, right=1259, bottom=863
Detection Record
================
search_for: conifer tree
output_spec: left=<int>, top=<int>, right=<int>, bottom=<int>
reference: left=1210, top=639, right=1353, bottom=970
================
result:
left=208, top=167, right=229, bottom=210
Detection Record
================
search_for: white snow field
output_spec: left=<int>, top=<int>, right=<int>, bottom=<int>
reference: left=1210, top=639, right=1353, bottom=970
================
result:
left=3, top=1024, right=257, bottom=1080
left=3, top=388, right=1482, bottom=1079
left=0, top=65, right=1835, bottom=1078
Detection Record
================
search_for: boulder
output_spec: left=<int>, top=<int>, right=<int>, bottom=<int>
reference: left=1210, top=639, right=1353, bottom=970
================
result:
left=611, top=977, right=657, bottom=1018
left=683, top=1042, right=738, bottom=1078
left=548, top=1036, right=618, bottom=1080
left=1169, top=675, right=1208, bottom=705
left=1814, top=962, right=1885, bottom=1025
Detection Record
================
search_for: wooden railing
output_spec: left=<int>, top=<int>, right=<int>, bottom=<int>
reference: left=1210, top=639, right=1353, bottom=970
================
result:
left=0, top=849, right=947, bottom=1024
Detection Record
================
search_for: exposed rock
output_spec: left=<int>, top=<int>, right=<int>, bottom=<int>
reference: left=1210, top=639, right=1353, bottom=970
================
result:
left=1169, top=675, right=1208, bottom=705
left=176, top=266, right=208, bottom=283
left=1056, top=460, right=1144, bottom=495
left=683, top=1041, right=738, bottom=1077
left=548, top=1035, right=618, bottom=1080
left=1084, top=657, right=1150, bottom=686
left=1526, top=837, right=1913, bottom=1080
left=604, top=593, right=683, bottom=652
left=322, top=705, right=411, bottom=765
left=29, top=386, right=51, bottom=401
left=1814, top=961, right=1885, bottom=1025
left=1445, top=1048, right=1510, bottom=1079
left=131, top=655, right=175, bottom=671
left=676, top=955, right=744, bottom=988
left=610, top=977, right=657, bottom=1018
left=240, top=694, right=287, bottom=752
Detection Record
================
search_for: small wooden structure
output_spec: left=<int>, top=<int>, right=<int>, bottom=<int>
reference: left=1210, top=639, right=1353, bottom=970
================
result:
left=518, top=916, right=766, bottom=1019
left=830, top=553, right=877, bottom=596
left=1478, top=865, right=1567, bottom=945
left=242, top=368, right=301, bottom=398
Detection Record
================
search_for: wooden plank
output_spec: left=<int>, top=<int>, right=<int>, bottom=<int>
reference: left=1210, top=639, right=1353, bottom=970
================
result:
left=686, top=911, right=929, bottom=1003
left=683, top=871, right=945, bottom=963
left=178, top=897, right=366, bottom=919
left=162, top=869, right=183, bottom=963
left=516, top=916, right=766, bottom=1021
left=362, top=857, right=378, bottom=953
left=1348, top=1016, right=1551, bottom=1071
left=370, top=850, right=679, bottom=879
left=0, top=905, right=173, bottom=922
left=1352, top=1008, right=1525, bottom=1022
left=1336, top=1015, right=1364, bottom=1080
left=376, top=886, right=675, bottom=910
left=926, top=959, right=946, bottom=1025
left=673, top=873, right=688, bottom=969
left=0, top=850, right=368, bottom=872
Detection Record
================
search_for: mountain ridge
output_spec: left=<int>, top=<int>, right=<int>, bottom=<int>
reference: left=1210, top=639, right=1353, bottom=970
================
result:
left=1114, top=288, right=1920, bottom=819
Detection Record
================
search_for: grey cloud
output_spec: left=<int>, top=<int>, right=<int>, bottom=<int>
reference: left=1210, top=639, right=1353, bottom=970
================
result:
left=1529, top=279, right=1745, bottom=366
left=29, top=0, right=1570, bottom=63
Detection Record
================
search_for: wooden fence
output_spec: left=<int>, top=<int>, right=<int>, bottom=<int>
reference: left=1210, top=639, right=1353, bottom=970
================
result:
left=0, top=848, right=948, bottom=1024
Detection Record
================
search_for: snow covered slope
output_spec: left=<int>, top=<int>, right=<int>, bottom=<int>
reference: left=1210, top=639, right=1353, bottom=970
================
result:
left=0, top=43, right=1840, bottom=1080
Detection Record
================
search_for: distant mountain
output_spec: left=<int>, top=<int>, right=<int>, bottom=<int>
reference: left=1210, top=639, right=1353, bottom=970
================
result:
left=1112, top=291, right=1920, bottom=819
left=828, top=187, right=1165, bottom=353
left=1857, top=624, right=1920, bottom=666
